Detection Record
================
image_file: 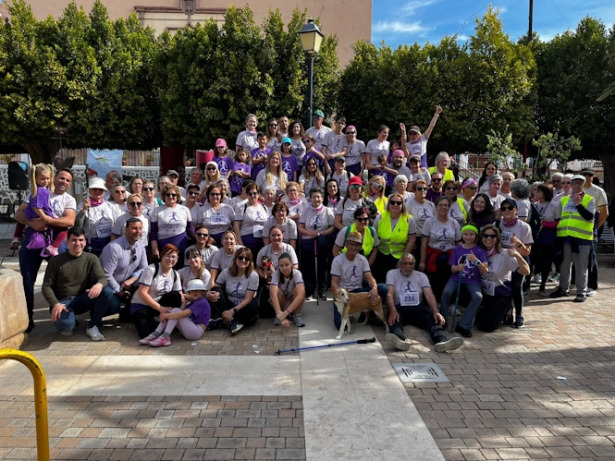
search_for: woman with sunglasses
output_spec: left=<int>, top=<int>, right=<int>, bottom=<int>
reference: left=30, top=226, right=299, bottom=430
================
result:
left=364, top=175, right=388, bottom=215
left=335, top=176, right=379, bottom=230
left=498, top=198, right=532, bottom=328
left=419, top=196, right=462, bottom=300
left=467, top=193, right=497, bottom=230
left=200, top=184, right=235, bottom=246
left=111, top=193, right=149, bottom=248
left=333, top=206, right=379, bottom=264
left=364, top=125, right=390, bottom=178
left=209, top=229, right=244, bottom=287
left=200, top=162, right=221, bottom=201
left=344, top=125, right=365, bottom=176
left=150, top=184, right=194, bottom=268
left=443, top=180, right=469, bottom=226
left=235, top=113, right=259, bottom=154
left=263, top=202, right=297, bottom=248
left=210, top=248, right=260, bottom=335
left=406, top=179, right=435, bottom=239
left=141, top=180, right=161, bottom=219
left=131, top=243, right=183, bottom=339
left=460, top=178, right=478, bottom=203
left=265, top=118, right=282, bottom=152
left=184, top=184, right=203, bottom=227
left=233, top=183, right=269, bottom=256
left=280, top=182, right=308, bottom=223
left=299, top=187, right=336, bottom=299
left=299, top=158, right=325, bottom=194
left=475, top=225, right=529, bottom=332
left=255, top=151, right=287, bottom=197
left=373, top=194, right=417, bottom=282
left=289, top=120, right=307, bottom=167
left=394, top=175, right=414, bottom=210
left=478, top=161, right=498, bottom=193
left=108, top=185, right=129, bottom=213
left=185, top=225, right=218, bottom=270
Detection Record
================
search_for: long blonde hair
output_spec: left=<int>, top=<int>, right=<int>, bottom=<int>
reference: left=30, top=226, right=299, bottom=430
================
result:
left=30, top=163, right=54, bottom=198
left=265, top=151, right=287, bottom=190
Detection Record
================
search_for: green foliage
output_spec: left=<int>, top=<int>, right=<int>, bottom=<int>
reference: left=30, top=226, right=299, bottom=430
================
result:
left=532, top=131, right=581, bottom=179
left=486, top=127, right=525, bottom=174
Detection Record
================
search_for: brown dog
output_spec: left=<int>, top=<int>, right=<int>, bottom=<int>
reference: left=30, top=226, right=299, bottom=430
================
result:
left=332, top=288, right=388, bottom=340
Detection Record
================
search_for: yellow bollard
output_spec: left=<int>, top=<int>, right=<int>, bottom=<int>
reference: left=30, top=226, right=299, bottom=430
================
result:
left=0, top=349, right=49, bottom=461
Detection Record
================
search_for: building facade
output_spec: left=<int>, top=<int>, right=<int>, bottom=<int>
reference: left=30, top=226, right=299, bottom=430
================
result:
left=0, top=0, right=371, bottom=66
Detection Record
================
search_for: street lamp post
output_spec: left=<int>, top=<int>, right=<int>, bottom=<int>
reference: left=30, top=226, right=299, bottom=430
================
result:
left=298, top=18, right=324, bottom=129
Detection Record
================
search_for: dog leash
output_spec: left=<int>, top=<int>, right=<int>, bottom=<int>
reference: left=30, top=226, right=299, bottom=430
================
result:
left=275, top=337, right=376, bottom=355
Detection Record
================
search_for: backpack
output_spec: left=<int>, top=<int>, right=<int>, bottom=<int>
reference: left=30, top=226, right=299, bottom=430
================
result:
left=152, top=263, right=179, bottom=287
left=528, top=201, right=542, bottom=239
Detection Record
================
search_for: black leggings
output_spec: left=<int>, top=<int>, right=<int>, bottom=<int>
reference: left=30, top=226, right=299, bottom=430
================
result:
left=208, top=287, right=259, bottom=326
left=132, top=291, right=183, bottom=339
left=476, top=294, right=513, bottom=332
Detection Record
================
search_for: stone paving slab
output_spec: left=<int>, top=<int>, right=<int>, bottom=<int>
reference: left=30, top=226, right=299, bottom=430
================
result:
left=0, top=395, right=306, bottom=460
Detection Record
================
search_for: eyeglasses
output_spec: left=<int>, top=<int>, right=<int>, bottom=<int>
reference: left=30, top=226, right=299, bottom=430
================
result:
left=500, top=206, right=515, bottom=211
left=468, top=186, right=478, bottom=191
left=130, top=247, right=137, bottom=262
left=143, top=187, right=154, bottom=191
left=356, top=217, right=369, bottom=222
left=163, top=255, right=178, bottom=260
left=207, top=167, right=217, bottom=171
left=188, top=191, right=199, bottom=196
left=248, top=192, right=259, bottom=197
left=346, top=131, right=356, bottom=135
left=114, top=190, right=126, bottom=194
left=562, top=181, right=571, bottom=185
left=482, top=234, right=497, bottom=239
left=415, top=187, right=427, bottom=191
left=370, top=183, right=383, bottom=189
left=389, top=200, right=402, bottom=206
left=165, top=193, right=178, bottom=198
left=432, top=178, right=442, bottom=182
left=237, top=256, right=250, bottom=262
left=128, top=202, right=142, bottom=207
left=196, top=232, right=209, bottom=238
left=446, top=187, right=457, bottom=191
left=209, top=193, right=221, bottom=197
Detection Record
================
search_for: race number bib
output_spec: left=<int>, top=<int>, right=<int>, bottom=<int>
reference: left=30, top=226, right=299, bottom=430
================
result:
left=501, top=231, right=513, bottom=246
left=211, top=214, right=228, bottom=225
left=400, top=291, right=419, bottom=307
left=481, top=279, right=496, bottom=296
left=253, top=224, right=264, bottom=238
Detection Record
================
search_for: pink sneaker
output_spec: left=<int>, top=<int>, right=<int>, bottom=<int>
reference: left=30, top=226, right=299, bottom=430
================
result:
left=148, top=336, right=171, bottom=347
left=45, top=246, right=59, bottom=257
left=139, top=333, right=159, bottom=345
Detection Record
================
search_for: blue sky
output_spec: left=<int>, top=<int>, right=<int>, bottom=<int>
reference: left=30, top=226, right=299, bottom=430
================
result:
left=372, top=0, right=615, bottom=48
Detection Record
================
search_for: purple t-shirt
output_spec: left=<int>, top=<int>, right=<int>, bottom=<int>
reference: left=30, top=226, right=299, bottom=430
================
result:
left=231, top=162, right=251, bottom=195
left=426, top=188, right=444, bottom=203
left=304, top=150, right=324, bottom=169
left=251, top=148, right=271, bottom=180
left=448, top=245, right=488, bottom=285
left=281, top=154, right=298, bottom=181
left=25, top=186, right=53, bottom=221
left=187, top=297, right=211, bottom=327
left=214, top=156, right=234, bottom=178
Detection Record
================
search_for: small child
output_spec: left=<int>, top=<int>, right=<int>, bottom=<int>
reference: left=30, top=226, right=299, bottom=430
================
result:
left=250, top=132, right=270, bottom=180
left=140, top=279, right=215, bottom=347
left=230, top=148, right=252, bottom=197
left=280, top=138, right=298, bottom=182
left=213, top=138, right=234, bottom=179
left=24, top=164, right=66, bottom=257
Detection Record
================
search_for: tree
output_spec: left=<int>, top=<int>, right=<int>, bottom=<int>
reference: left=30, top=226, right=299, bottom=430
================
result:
left=486, top=128, right=525, bottom=175
left=532, top=132, right=581, bottom=180
left=0, top=0, right=161, bottom=164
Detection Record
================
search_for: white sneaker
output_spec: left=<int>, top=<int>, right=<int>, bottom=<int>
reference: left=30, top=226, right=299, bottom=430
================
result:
left=533, top=275, right=542, bottom=284
left=385, top=333, right=411, bottom=351
left=586, top=290, right=597, bottom=297
left=86, top=325, right=105, bottom=341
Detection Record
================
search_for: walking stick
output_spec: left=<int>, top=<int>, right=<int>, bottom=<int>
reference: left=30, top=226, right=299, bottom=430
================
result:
left=276, top=337, right=375, bottom=355
left=450, top=272, right=463, bottom=333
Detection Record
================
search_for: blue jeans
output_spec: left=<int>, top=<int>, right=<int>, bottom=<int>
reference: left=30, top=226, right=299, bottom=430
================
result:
left=333, top=283, right=388, bottom=329
left=19, top=236, right=46, bottom=324
left=50, top=286, right=118, bottom=333
left=439, top=278, right=483, bottom=330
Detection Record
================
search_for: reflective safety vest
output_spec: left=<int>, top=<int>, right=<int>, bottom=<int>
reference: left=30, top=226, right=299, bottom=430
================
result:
left=341, top=223, right=376, bottom=256
left=452, top=197, right=468, bottom=223
left=428, top=167, right=454, bottom=183
left=556, top=194, right=594, bottom=241
left=377, top=211, right=410, bottom=258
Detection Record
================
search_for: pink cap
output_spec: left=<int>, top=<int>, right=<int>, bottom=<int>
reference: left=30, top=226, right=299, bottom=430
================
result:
left=215, top=138, right=227, bottom=147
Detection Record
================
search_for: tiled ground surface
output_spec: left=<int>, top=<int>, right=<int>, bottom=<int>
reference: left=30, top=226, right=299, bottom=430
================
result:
left=378, top=261, right=615, bottom=461
left=0, top=395, right=305, bottom=460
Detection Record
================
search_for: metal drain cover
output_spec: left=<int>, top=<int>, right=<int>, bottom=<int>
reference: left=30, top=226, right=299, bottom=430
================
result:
left=392, top=363, right=450, bottom=383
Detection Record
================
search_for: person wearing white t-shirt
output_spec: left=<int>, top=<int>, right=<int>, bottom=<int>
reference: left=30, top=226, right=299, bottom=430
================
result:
left=236, top=113, right=259, bottom=153
left=305, top=109, right=332, bottom=150
left=344, top=125, right=365, bottom=176
left=400, top=105, right=442, bottom=168
left=385, top=253, right=464, bottom=352
left=364, top=125, right=390, bottom=176
left=330, top=231, right=388, bottom=331
left=581, top=168, right=608, bottom=296
left=321, top=115, right=348, bottom=171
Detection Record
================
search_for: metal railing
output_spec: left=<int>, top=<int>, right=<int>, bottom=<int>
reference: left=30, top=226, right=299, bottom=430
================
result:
left=0, top=349, right=49, bottom=461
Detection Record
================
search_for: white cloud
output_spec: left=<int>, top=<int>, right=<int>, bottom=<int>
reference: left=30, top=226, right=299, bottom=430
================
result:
left=373, top=20, right=428, bottom=35
left=456, top=34, right=469, bottom=42
left=402, top=0, right=439, bottom=14
left=493, top=5, right=508, bottom=14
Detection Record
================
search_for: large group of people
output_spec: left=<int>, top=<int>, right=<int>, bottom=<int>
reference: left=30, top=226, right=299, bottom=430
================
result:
left=12, top=108, right=610, bottom=353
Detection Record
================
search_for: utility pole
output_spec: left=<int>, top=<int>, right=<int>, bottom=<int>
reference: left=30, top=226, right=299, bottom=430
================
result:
left=528, top=0, right=534, bottom=42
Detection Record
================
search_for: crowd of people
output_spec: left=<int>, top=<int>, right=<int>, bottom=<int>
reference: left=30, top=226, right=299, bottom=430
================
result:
left=11, top=108, right=610, bottom=353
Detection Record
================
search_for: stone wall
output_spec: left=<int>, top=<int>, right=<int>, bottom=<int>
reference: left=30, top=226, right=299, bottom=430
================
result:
left=0, top=266, right=28, bottom=348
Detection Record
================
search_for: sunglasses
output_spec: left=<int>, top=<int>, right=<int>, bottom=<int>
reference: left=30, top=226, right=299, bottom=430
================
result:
left=371, top=183, right=383, bottom=188
left=237, top=256, right=250, bottom=262
left=143, top=187, right=154, bottom=191
left=349, top=185, right=361, bottom=190
left=188, top=191, right=199, bottom=196
left=432, top=178, right=442, bottom=182
left=196, top=233, right=209, bottom=238
left=269, top=124, right=278, bottom=127
left=114, top=190, right=126, bottom=194
left=415, top=187, right=427, bottom=191
left=209, top=193, right=221, bottom=197
left=446, top=187, right=457, bottom=191
left=562, top=182, right=571, bottom=185
left=356, top=217, right=369, bottom=222
left=482, top=234, right=497, bottom=239
left=128, top=202, right=142, bottom=207
left=467, top=186, right=478, bottom=190
left=389, top=200, right=402, bottom=206
left=165, top=193, right=178, bottom=198
left=130, top=247, right=137, bottom=262
left=500, top=206, right=515, bottom=211
left=207, top=167, right=217, bottom=171
left=346, top=131, right=356, bottom=135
